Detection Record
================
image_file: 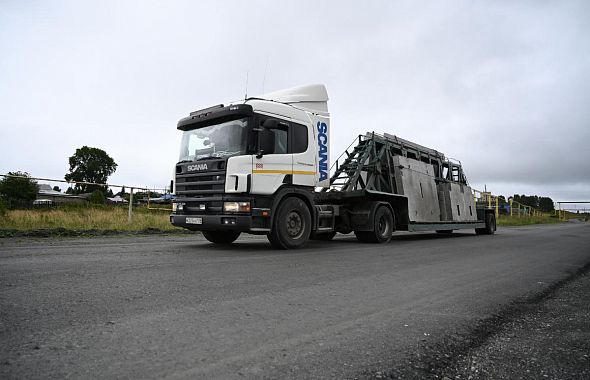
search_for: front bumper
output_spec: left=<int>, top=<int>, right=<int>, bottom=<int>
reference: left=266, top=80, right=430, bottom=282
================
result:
left=170, top=214, right=252, bottom=231
left=171, top=194, right=272, bottom=234
left=170, top=209, right=271, bottom=234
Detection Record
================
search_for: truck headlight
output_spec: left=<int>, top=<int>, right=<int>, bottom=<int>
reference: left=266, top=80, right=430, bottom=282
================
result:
left=223, top=201, right=250, bottom=213
left=172, top=202, right=185, bottom=212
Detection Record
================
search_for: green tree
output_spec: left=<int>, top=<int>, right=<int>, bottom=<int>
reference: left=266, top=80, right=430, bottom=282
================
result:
left=0, top=171, right=39, bottom=206
left=513, top=194, right=539, bottom=208
left=539, top=197, right=555, bottom=212
left=513, top=194, right=554, bottom=212
left=64, top=146, right=117, bottom=194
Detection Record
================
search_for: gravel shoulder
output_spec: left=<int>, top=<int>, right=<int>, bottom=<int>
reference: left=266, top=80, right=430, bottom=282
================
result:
left=367, top=262, right=590, bottom=379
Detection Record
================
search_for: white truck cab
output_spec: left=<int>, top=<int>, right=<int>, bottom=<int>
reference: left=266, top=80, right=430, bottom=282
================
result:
left=171, top=84, right=332, bottom=248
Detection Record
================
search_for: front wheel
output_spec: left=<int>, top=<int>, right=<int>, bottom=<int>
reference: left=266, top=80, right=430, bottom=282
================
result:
left=268, top=197, right=311, bottom=249
left=202, top=230, right=241, bottom=244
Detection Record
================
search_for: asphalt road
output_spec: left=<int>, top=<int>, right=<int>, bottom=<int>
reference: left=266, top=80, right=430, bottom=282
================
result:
left=1, top=222, right=589, bottom=379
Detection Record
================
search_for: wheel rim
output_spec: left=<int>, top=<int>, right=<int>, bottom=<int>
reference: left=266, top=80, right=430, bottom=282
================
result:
left=286, top=210, right=304, bottom=239
left=378, top=214, right=390, bottom=237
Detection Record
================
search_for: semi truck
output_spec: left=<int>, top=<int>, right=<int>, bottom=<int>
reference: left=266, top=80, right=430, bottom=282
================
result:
left=170, top=84, right=496, bottom=249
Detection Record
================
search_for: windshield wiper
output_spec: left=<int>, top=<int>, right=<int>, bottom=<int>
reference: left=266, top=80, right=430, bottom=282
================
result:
left=195, top=151, right=241, bottom=160
left=195, top=155, right=218, bottom=161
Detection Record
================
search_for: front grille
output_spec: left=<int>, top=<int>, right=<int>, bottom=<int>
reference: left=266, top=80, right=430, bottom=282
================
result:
left=176, top=172, right=225, bottom=195
left=175, top=159, right=226, bottom=196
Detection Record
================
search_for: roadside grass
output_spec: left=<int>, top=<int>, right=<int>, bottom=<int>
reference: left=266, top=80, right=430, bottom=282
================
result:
left=0, top=205, right=179, bottom=232
left=0, top=204, right=573, bottom=237
left=497, top=214, right=563, bottom=226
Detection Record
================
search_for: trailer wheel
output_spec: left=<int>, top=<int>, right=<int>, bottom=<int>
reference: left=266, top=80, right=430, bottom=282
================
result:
left=310, top=231, right=336, bottom=241
left=355, top=206, right=394, bottom=243
left=436, top=230, right=453, bottom=234
left=202, top=230, right=241, bottom=244
left=268, top=197, right=311, bottom=249
left=475, top=212, right=496, bottom=235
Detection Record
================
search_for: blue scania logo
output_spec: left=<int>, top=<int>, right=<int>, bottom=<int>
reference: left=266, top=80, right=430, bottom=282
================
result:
left=317, top=122, right=328, bottom=181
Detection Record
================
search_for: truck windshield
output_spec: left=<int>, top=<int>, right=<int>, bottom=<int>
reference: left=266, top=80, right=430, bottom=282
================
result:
left=178, top=118, right=250, bottom=162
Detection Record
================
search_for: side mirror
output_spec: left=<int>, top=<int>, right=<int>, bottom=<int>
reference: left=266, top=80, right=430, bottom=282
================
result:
left=257, top=128, right=275, bottom=158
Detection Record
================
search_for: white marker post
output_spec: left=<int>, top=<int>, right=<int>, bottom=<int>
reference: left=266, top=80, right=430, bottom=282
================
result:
left=128, top=188, right=134, bottom=223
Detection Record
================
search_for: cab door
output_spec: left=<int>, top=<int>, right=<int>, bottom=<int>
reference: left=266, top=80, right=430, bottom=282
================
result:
left=291, top=121, right=316, bottom=187
left=250, top=118, right=292, bottom=195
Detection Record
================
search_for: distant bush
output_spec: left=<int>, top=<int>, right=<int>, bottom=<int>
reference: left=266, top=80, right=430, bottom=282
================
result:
left=89, top=190, right=106, bottom=205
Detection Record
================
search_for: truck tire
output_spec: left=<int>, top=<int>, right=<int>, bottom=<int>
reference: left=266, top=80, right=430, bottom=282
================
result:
left=475, top=212, right=496, bottom=235
left=310, top=231, right=336, bottom=241
left=267, top=197, right=311, bottom=249
left=202, top=230, right=241, bottom=244
left=354, top=206, right=394, bottom=243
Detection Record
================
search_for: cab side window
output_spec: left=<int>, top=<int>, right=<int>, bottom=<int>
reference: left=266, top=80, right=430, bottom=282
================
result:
left=259, top=117, right=308, bottom=154
left=272, top=129, right=288, bottom=154
left=291, top=123, right=308, bottom=153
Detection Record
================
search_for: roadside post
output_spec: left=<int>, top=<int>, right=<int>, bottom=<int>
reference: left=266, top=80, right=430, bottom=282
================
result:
left=495, top=196, right=499, bottom=219
left=128, top=188, right=134, bottom=222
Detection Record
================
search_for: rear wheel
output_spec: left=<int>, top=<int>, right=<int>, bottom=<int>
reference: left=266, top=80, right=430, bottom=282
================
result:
left=476, top=212, right=496, bottom=235
left=355, top=206, right=394, bottom=243
left=268, top=197, right=311, bottom=249
left=202, top=230, right=241, bottom=244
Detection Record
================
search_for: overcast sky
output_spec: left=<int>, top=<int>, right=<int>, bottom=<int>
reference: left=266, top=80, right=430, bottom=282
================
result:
left=1, top=1, right=589, bottom=205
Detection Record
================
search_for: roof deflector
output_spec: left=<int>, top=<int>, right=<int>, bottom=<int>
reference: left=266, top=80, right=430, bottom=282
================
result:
left=250, top=84, right=329, bottom=115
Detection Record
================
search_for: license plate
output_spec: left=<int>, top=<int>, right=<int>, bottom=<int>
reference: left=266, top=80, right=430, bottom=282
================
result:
left=186, top=217, right=203, bottom=225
